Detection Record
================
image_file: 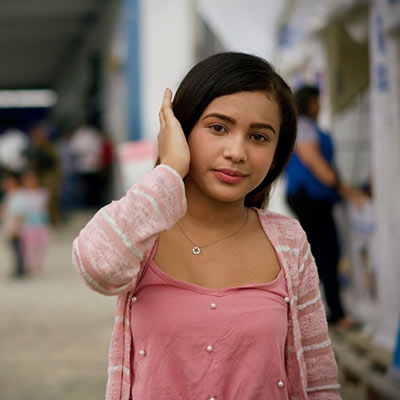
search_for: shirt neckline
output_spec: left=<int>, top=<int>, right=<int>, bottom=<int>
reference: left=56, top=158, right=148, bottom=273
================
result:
left=149, top=258, right=284, bottom=297
left=148, top=208, right=285, bottom=297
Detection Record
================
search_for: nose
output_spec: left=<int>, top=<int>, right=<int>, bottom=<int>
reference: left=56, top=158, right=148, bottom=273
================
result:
left=223, top=135, right=247, bottom=163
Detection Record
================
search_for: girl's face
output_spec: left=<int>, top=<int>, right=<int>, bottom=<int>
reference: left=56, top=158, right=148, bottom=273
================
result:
left=22, top=171, right=38, bottom=189
left=186, top=90, right=281, bottom=204
left=307, top=96, right=320, bottom=119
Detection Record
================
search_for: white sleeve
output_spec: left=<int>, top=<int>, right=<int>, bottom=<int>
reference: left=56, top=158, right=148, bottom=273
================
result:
left=296, top=117, right=318, bottom=144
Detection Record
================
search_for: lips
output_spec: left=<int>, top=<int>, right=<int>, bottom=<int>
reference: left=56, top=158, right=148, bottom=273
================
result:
left=213, top=168, right=248, bottom=184
left=214, top=168, right=247, bottom=177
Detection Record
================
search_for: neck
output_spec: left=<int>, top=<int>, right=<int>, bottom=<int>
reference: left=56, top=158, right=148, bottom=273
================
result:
left=183, top=178, right=247, bottom=228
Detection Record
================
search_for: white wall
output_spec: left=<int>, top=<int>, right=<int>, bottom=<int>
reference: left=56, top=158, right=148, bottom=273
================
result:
left=332, top=90, right=371, bottom=187
left=369, top=0, right=400, bottom=351
left=104, top=0, right=197, bottom=144
left=102, top=0, right=197, bottom=194
left=139, top=0, right=196, bottom=141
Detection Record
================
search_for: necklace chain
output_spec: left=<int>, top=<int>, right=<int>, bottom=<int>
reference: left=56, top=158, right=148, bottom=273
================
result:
left=177, top=209, right=249, bottom=255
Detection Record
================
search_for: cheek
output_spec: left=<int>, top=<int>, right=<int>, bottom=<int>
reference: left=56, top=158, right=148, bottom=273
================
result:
left=188, top=135, right=209, bottom=171
left=188, top=137, right=202, bottom=161
left=252, top=149, right=276, bottom=174
left=188, top=132, right=218, bottom=163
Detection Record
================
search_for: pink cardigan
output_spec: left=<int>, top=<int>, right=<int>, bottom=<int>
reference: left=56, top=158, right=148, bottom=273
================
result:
left=72, top=164, right=341, bottom=400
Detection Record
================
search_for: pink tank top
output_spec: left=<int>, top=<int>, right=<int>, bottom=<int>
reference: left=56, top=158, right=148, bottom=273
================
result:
left=130, top=240, right=289, bottom=399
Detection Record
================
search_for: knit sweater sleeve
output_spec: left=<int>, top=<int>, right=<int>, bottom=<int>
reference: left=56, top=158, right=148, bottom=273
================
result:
left=296, top=226, right=342, bottom=399
left=72, top=164, right=186, bottom=296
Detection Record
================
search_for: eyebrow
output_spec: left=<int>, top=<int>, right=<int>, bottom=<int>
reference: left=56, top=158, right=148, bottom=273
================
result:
left=202, top=113, right=277, bottom=134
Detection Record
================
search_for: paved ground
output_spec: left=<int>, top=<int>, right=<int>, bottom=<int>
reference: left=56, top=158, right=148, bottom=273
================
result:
left=0, top=211, right=367, bottom=400
left=0, top=212, right=115, bottom=400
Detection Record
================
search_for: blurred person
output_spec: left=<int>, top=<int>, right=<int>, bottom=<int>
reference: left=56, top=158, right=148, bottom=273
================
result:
left=0, top=128, right=29, bottom=173
left=73, top=53, right=340, bottom=399
left=285, top=85, right=364, bottom=328
left=70, top=124, right=103, bottom=208
left=20, top=169, right=49, bottom=275
left=0, top=172, right=26, bottom=278
left=99, top=130, right=114, bottom=206
left=24, top=122, right=60, bottom=224
left=57, top=128, right=78, bottom=218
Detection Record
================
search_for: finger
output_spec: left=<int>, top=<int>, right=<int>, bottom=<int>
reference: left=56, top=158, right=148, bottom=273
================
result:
left=164, top=87, right=172, bottom=103
left=159, top=109, right=165, bottom=128
left=159, top=89, right=172, bottom=126
left=159, top=89, right=171, bottom=127
left=161, top=88, right=175, bottom=123
left=161, top=88, right=172, bottom=110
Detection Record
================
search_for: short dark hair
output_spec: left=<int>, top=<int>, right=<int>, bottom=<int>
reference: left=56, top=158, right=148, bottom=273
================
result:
left=2, top=170, right=21, bottom=182
left=294, top=85, right=320, bottom=116
left=172, top=52, right=297, bottom=208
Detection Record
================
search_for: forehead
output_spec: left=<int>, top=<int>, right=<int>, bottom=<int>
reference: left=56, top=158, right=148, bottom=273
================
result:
left=201, top=91, right=281, bottom=125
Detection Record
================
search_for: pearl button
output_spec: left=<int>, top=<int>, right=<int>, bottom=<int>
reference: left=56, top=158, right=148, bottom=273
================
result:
left=210, top=397, right=216, bottom=400
left=132, top=296, right=137, bottom=303
left=277, top=380, right=285, bottom=388
left=284, top=296, right=290, bottom=303
left=139, top=350, right=146, bottom=356
left=210, top=303, right=217, bottom=309
left=206, top=345, right=213, bottom=352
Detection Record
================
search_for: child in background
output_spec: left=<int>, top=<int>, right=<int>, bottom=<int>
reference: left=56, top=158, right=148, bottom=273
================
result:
left=0, top=172, right=26, bottom=278
left=20, top=169, right=49, bottom=275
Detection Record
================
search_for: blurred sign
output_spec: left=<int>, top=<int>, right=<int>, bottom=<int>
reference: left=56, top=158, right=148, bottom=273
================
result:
left=118, top=140, right=157, bottom=192
left=347, top=201, right=377, bottom=302
left=0, top=90, right=57, bottom=108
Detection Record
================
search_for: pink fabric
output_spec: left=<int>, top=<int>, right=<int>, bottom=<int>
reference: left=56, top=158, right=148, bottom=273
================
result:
left=72, top=165, right=341, bottom=400
left=21, top=226, right=49, bottom=273
left=130, top=238, right=289, bottom=399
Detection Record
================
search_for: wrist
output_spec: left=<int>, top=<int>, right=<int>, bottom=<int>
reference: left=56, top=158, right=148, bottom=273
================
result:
left=160, top=159, right=188, bottom=179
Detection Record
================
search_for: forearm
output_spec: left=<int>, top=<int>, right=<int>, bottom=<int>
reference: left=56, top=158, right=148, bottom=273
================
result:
left=72, top=164, right=186, bottom=296
left=308, top=158, right=338, bottom=188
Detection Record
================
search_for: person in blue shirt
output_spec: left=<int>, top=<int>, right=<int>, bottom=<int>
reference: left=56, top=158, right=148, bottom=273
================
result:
left=286, top=85, right=364, bottom=328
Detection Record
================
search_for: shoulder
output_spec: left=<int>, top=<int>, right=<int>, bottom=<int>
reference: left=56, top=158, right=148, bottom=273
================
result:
left=257, top=208, right=301, bottom=231
left=297, top=116, right=318, bottom=143
left=298, top=115, right=315, bottom=129
left=256, top=208, right=307, bottom=249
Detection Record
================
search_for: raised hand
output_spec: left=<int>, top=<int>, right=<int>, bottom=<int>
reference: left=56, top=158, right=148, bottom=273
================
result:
left=158, top=88, right=191, bottom=178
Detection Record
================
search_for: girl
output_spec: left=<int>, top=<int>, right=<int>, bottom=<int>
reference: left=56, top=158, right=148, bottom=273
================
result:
left=73, top=53, right=341, bottom=399
left=21, top=169, right=49, bottom=274
left=1, top=172, right=25, bottom=278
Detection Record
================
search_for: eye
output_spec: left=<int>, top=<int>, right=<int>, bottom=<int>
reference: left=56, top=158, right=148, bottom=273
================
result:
left=209, top=124, right=227, bottom=134
left=250, top=133, right=269, bottom=143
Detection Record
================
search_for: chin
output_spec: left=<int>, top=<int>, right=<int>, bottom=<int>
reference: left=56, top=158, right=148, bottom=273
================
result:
left=205, top=186, right=249, bottom=204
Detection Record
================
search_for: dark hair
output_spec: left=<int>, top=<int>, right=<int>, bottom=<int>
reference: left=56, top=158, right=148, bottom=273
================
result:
left=294, top=85, right=320, bottom=116
left=2, top=170, right=21, bottom=182
left=172, top=52, right=297, bottom=208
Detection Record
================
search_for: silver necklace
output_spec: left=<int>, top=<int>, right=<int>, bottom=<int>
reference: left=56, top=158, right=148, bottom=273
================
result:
left=177, top=209, right=249, bottom=255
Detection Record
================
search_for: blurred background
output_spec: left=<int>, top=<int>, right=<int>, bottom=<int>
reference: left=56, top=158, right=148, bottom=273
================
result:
left=0, top=0, right=399, bottom=399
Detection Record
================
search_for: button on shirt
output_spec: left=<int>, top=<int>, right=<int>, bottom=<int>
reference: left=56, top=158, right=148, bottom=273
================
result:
left=130, top=258, right=289, bottom=399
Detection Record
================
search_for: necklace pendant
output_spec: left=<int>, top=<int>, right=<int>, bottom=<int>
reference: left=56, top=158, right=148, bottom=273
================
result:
left=192, top=246, right=201, bottom=255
